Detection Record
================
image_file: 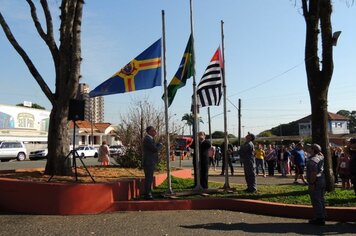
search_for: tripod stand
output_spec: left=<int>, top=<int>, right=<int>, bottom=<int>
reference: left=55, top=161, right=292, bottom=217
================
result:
left=48, top=120, right=95, bottom=183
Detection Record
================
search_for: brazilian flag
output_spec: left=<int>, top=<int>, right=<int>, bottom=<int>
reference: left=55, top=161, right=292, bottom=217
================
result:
left=164, top=35, right=194, bottom=107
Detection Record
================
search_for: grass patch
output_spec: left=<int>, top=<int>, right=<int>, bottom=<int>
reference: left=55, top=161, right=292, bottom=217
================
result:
left=154, top=176, right=356, bottom=207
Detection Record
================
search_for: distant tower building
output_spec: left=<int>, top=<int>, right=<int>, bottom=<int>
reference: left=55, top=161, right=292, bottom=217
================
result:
left=91, top=96, right=104, bottom=123
left=77, top=83, right=104, bottom=122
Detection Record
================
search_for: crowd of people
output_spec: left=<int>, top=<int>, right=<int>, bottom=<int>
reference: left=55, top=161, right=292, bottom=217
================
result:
left=202, top=139, right=355, bottom=190
left=141, top=125, right=356, bottom=225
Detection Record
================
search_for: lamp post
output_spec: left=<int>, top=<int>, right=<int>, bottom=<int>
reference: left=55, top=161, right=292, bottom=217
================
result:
left=208, top=109, right=231, bottom=143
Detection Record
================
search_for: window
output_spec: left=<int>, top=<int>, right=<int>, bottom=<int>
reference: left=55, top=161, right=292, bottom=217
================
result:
left=334, top=122, right=342, bottom=128
left=300, top=124, right=310, bottom=130
left=17, top=113, right=35, bottom=128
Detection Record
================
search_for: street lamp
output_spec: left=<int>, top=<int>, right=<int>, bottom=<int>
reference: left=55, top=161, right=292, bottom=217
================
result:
left=210, top=110, right=231, bottom=119
left=332, top=31, right=341, bottom=46
left=208, top=109, right=231, bottom=143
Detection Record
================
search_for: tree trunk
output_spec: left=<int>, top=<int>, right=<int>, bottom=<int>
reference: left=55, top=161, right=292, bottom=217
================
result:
left=0, top=1, right=84, bottom=176
left=310, top=87, right=334, bottom=191
left=45, top=103, right=72, bottom=175
left=44, top=0, right=84, bottom=175
left=302, top=0, right=335, bottom=191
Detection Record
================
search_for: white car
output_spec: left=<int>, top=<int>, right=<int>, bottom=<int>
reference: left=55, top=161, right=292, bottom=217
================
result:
left=109, top=145, right=125, bottom=157
left=0, top=141, right=27, bottom=161
left=74, top=146, right=98, bottom=158
left=29, top=148, right=48, bottom=160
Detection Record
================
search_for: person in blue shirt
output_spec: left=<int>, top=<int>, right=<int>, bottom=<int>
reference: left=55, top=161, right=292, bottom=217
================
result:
left=290, top=142, right=308, bottom=185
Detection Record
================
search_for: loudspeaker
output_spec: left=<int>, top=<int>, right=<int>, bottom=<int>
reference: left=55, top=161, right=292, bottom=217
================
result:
left=68, top=99, right=85, bottom=121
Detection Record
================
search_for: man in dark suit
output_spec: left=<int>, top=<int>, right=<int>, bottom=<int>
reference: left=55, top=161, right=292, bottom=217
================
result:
left=239, top=132, right=256, bottom=193
left=197, top=131, right=211, bottom=189
left=190, top=131, right=211, bottom=189
left=142, top=126, right=163, bottom=200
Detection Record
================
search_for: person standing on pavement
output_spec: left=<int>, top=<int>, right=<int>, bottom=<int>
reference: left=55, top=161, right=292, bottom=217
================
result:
left=208, top=145, right=216, bottom=171
left=347, top=138, right=356, bottom=195
left=331, top=146, right=341, bottom=184
left=337, top=151, right=351, bottom=189
left=98, top=141, right=110, bottom=166
left=291, top=142, right=308, bottom=185
left=255, top=143, right=266, bottom=177
left=280, top=146, right=291, bottom=176
left=142, top=126, right=163, bottom=200
left=265, top=144, right=277, bottom=176
left=239, top=132, right=256, bottom=193
left=306, top=144, right=326, bottom=225
left=220, top=141, right=234, bottom=176
left=198, top=131, right=211, bottom=189
left=215, top=146, right=222, bottom=167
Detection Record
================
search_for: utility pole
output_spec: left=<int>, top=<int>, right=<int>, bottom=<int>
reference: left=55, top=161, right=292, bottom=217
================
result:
left=238, top=98, right=241, bottom=146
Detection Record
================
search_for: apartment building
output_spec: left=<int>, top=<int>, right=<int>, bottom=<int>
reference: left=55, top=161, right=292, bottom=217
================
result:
left=77, top=83, right=104, bottom=123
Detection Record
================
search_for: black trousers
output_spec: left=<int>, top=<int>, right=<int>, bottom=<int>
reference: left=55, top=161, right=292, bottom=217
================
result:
left=266, top=160, right=276, bottom=176
left=200, top=157, right=209, bottom=189
left=143, top=164, right=154, bottom=196
left=221, top=155, right=234, bottom=174
left=193, top=156, right=209, bottom=189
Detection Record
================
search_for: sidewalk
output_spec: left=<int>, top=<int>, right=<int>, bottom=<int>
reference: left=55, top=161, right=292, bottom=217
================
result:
left=0, top=210, right=355, bottom=236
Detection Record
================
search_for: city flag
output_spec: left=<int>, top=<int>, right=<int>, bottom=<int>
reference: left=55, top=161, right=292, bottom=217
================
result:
left=164, top=35, right=194, bottom=107
left=197, top=47, right=223, bottom=107
left=89, top=39, right=162, bottom=97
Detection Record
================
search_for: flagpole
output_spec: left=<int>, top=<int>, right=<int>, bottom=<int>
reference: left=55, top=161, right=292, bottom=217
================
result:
left=221, top=20, right=230, bottom=190
left=190, top=0, right=202, bottom=191
left=208, top=107, right=212, bottom=144
left=162, top=10, right=173, bottom=194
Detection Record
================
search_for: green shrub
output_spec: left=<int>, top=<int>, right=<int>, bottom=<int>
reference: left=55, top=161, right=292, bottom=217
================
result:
left=113, top=148, right=142, bottom=168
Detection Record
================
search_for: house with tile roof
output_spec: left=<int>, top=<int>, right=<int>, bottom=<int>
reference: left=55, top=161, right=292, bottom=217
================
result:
left=297, top=112, right=350, bottom=136
left=69, top=120, right=120, bottom=147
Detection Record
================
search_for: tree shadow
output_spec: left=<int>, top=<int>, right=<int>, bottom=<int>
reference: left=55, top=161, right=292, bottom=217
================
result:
left=181, top=222, right=356, bottom=235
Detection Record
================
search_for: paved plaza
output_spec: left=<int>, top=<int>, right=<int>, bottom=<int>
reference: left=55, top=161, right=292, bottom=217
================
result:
left=0, top=210, right=355, bottom=236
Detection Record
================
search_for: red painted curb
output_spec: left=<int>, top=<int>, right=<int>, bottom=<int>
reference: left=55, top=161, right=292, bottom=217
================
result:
left=114, top=198, right=356, bottom=222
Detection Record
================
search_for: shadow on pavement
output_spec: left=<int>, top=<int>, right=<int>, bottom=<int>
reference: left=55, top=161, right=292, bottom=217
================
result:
left=181, top=222, right=356, bottom=235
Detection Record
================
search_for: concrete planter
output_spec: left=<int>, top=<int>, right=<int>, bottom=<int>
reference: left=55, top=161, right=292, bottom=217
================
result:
left=0, top=168, right=192, bottom=215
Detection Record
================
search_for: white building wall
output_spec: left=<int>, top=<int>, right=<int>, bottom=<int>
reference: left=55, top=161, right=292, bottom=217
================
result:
left=330, top=120, right=349, bottom=134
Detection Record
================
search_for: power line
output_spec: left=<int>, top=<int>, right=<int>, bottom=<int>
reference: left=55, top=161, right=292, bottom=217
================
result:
left=228, top=60, right=305, bottom=97
left=227, top=55, right=320, bottom=98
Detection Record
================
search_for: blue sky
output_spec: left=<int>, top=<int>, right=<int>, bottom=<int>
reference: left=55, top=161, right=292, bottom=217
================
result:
left=0, top=0, right=355, bottom=136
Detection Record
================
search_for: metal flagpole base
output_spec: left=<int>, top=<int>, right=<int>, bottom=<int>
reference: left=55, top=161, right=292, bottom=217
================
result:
left=223, top=182, right=231, bottom=190
left=222, top=185, right=236, bottom=193
left=193, top=184, right=203, bottom=192
left=165, top=188, right=174, bottom=195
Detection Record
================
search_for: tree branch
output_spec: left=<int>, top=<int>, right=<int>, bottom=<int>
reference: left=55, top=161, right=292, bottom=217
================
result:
left=40, top=0, right=59, bottom=60
left=26, top=0, right=47, bottom=40
left=0, top=12, right=55, bottom=103
left=301, top=0, right=309, bottom=20
left=26, top=0, right=60, bottom=70
left=69, top=0, right=84, bottom=87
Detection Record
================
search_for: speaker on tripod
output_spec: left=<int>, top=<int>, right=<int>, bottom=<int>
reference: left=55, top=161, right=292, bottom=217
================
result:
left=48, top=99, right=95, bottom=182
left=68, top=99, right=85, bottom=121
